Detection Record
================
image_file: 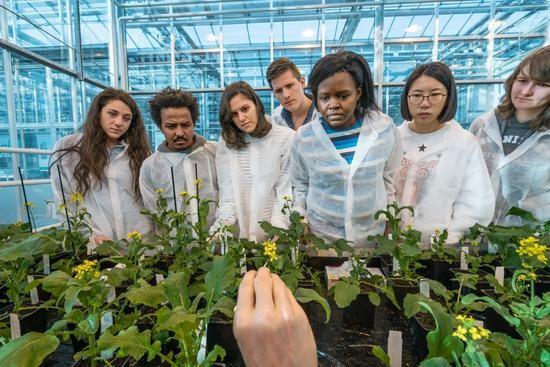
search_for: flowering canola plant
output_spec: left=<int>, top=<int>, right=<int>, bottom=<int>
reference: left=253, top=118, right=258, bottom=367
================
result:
left=73, top=259, right=100, bottom=280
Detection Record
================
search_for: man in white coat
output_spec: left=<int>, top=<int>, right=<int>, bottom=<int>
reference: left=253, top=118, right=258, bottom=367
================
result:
left=266, top=58, right=318, bottom=130
left=140, top=88, right=218, bottom=228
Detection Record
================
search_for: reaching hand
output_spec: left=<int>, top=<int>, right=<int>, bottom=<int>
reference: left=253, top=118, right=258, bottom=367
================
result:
left=233, top=267, right=317, bottom=367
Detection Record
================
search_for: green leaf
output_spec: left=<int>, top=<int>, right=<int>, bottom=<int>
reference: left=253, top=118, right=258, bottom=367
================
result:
left=506, top=207, right=538, bottom=223
left=126, top=280, right=167, bottom=307
left=461, top=294, right=520, bottom=328
left=209, top=296, right=236, bottom=319
left=367, top=291, right=381, bottom=307
left=204, top=255, right=237, bottom=303
left=97, top=326, right=160, bottom=362
left=332, top=279, right=360, bottom=308
left=77, top=313, right=99, bottom=335
left=419, top=357, right=453, bottom=367
left=0, top=332, right=59, bottom=367
left=0, top=233, right=57, bottom=261
left=200, top=344, right=226, bottom=367
left=156, top=307, right=199, bottom=341
left=40, top=271, right=71, bottom=297
left=295, top=287, right=331, bottom=323
left=163, top=272, right=190, bottom=308
left=372, top=345, right=390, bottom=367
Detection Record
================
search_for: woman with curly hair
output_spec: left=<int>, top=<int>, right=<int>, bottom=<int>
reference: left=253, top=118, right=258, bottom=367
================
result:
left=470, top=46, right=550, bottom=225
left=50, top=88, right=152, bottom=245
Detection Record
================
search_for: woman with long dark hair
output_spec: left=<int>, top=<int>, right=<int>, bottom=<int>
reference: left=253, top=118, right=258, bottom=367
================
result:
left=50, top=88, right=152, bottom=244
left=213, top=81, right=295, bottom=241
left=470, top=46, right=550, bottom=225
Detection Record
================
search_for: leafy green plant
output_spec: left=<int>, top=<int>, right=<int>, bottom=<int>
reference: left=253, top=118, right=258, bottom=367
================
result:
left=430, top=229, right=458, bottom=264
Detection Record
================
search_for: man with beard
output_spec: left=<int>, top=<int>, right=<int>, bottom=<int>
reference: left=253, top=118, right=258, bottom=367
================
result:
left=140, top=88, right=218, bottom=228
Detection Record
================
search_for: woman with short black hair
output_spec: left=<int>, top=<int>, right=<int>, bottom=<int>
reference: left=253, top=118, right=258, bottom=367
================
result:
left=213, top=81, right=295, bottom=241
left=396, top=62, right=494, bottom=245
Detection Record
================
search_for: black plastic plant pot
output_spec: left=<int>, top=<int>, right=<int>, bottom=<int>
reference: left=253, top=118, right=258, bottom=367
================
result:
left=534, top=271, right=550, bottom=296
left=306, top=256, right=347, bottom=272
left=387, top=278, right=419, bottom=309
left=426, top=259, right=460, bottom=288
left=379, top=255, right=393, bottom=277
left=206, top=319, right=243, bottom=365
left=409, top=313, right=432, bottom=362
left=480, top=289, right=520, bottom=339
left=449, top=268, right=491, bottom=296
left=0, top=286, right=9, bottom=310
left=343, top=290, right=376, bottom=329
left=0, top=305, right=49, bottom=335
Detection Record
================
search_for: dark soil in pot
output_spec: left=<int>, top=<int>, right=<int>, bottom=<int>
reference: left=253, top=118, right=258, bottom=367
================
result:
left=409, top=312, right=434, bottom=362
left=342, top=284, right=377, bottom=329
left=206, top=315, right=243, bottom=365
left=387, top=278, right=419, bottom=309
left=480, top=289, right=520, bottom=338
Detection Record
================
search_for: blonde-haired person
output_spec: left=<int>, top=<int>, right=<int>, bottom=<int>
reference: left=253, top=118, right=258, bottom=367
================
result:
left=50, top=88, right=152, bottom=245
left=470, top=46, right=550, bottom=225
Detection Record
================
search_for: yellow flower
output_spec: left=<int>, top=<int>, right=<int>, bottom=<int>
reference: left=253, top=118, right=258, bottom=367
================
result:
left=472, top=240, right=479, bottom=247
left=528, top=272, right=537, bottom=280
left=434, top=228, right=441, bottom=236
left=73, top=260, right=100, bottom=280
left=262, top=240, right=278, bottom=262
left=479, top=327, right=490, bottom=338
left=58, top=204, right=66, bottom=211
left=517, top=274, right=526, bottom=281
left=194, top=178, right=202, bottom=187
left=283, top=195, right=292, bottom=202
left=127, top=231, right=142, bottom=241
left=452, top=325, right=467, bottom=341
left=456, top=315, right=473, bottom=323
left=405, top=224, right=413, bottom=231
left=179, top=191, right=188, bottom=197
left=69, top=192, right=84, bottom=204
left=537, top=254, right=547, bottom=264
left=469, top=327, right=481, bottom=340
left=155, top=188, right=164, bottom=195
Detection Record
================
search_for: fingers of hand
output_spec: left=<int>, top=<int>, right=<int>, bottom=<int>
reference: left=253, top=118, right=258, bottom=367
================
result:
left=253, top=267, right=275, bottom=313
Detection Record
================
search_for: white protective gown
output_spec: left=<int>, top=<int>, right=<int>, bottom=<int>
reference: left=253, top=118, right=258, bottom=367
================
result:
left=139, top=140, right=218, bottom=228
left=395, top=120, right=495, bottom=245
left=291, top=111, right=402, bottom=248
left=213, top=123, right=295, bottom=241
left=50, top=134, right=152, bottom=241
left=470, top=109, right=550, bottom=225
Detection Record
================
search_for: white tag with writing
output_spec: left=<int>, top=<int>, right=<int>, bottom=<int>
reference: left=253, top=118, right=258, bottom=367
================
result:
left=27, top=275, right=39, bottom=305
left=392, top=257, right=400, bottom=273
left=495, top=266, right=504, bottom=286
left=107, top=287, right=116, bottom=303
left=240, top=253, right=247, bottom=275
left=388, top=330, right=403, bottom=367
left=43, top=254, right=51, bottom=275
left=155, top=273, right=165, bottom=284
left=10, top=313, right=21, bottom=339
left=488, top=242, right=497, bottom=254
left=388, top=233, right=393, bottom=240
left=474, top=319, right=484, bottom=328
left=460, top=246, right=469, bottom=270
left=100, top=311, right=114, bottom=359
left=420, top=279, right=430, bottom=298
left=291, top=247, right=297, bottom=266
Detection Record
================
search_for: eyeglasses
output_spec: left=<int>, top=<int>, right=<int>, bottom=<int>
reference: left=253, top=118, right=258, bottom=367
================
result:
left=407, top=93, right=447, bottom=105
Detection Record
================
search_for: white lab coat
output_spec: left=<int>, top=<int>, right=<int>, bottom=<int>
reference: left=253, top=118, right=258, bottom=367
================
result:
left=139, top=140, right=218, bottom=228
left=291, top=111, right=402, bottom=248
left=470, top=109, right=550, bottom=225
left=395, top=120, right=495, bottom=245
left=270, top=104, right=319, bottom=129
left=213, top=123, right=295, bottom=241
left=50, top=134, right=152, bottom=241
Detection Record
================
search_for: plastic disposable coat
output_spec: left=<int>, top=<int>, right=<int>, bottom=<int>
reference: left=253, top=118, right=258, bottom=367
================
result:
left=290, top=111, right=402, bottom=248
left=470, top=109, right=550, bottom=225
left=139, top=140, right=218, bottom=228
left=213, top=123, right=295, bottom=241
left=50, top=134, right=152, bottom=241
left=395, top=120, right=495, bottom=245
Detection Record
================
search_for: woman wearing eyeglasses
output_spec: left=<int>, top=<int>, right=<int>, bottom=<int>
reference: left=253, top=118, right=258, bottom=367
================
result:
left=395, top=62, right=494, bottom=246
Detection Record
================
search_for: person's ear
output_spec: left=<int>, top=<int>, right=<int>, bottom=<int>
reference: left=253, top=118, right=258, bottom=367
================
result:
left=356, top=87, right=362, bottom=101
left=300, top=76, right=306, bottom=88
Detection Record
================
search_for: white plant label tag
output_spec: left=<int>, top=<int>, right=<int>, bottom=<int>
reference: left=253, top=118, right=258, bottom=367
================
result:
left=240, top=253, right=247, bottom=275
left=420, top=279, right=430, bottom=298
left=388, top=330, right=403, bottom=367
left=10, top=313, right=21, bottom=339
left=488, top=242, right=497, bottom=254
left=429, top=234, right=435, bottom=250
left=495, top=266, right=504, bottom=286
left=291, top=247, right=297, bottom=266
left=43, top=254, right=51, bottom=275
left=27, top=275, right=39, bottom=305
left=388, top=233, right=393, bottom=240
left=100, top=311, right=114, bottom=359
left=474, top=319, right=484, bottom=328
left=107, top=287, right=116, bottom=303
left=155, top=273, right=165, bottom=284
left=460, top=246, right=469, bottom=270
left=392, top=257, right=400, bottom=273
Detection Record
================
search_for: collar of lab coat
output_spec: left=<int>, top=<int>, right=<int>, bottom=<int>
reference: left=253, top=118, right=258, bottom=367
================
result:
left=310, top=111, right=393, bottom=178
